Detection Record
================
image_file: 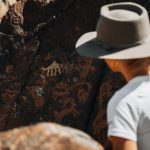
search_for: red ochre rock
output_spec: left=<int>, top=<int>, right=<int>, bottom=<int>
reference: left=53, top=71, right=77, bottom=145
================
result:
left=0, top=123, right=104, bottom=150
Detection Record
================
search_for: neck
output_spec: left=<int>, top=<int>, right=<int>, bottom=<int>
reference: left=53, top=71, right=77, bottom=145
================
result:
left=122, top=69, right=150, bottom=82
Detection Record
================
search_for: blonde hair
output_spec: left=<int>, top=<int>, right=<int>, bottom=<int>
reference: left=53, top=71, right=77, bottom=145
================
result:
left=121, top=57, right=150, bottom=76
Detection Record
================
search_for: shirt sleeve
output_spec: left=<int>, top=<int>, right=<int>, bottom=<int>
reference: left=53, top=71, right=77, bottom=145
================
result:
left=107, top=98, right=139, bottom=141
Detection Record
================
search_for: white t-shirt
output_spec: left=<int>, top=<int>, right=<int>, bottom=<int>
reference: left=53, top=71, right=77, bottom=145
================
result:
left=107, top=75, right=150, bottom=150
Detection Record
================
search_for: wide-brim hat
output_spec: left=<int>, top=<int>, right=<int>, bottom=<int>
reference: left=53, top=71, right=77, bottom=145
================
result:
left=76, top=2, right=150, bottom=59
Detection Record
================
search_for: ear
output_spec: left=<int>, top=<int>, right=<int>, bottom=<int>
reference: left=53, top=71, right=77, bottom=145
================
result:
left=104, top=59, right=119, bottom=72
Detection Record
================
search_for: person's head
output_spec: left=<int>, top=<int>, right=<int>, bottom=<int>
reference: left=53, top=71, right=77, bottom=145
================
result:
left=76, top=2, right=150, bottom=78
left=104, top=58, right=150, bottom=81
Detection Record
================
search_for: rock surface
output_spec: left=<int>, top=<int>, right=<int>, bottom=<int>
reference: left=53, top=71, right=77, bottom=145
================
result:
left=0, top=0, right=16, bottom=22
left=0, top=123, right=104, bottom=150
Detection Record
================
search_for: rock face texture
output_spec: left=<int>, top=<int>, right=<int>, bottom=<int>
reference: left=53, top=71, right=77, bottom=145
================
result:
left=0, top=123, right=104, bottom=150
left=0, top=0, right=149, bottom=149
left=0, top=0, right=16, bottom=21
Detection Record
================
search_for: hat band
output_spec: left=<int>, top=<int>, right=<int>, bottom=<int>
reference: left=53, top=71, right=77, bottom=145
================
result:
left=94, top=35, right=150, bottom=53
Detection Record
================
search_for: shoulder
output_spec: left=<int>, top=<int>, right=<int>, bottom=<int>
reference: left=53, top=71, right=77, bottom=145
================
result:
left=107, top=84, right=141, bottom=124
left=107, top=79, right=150, bottom=113
left=107, top=87, right=134, bottom=110
left=107, top=78, right=150, bottom=141
left=107, top=94, right=139, bottom=119
left=107, top=90, right=140, bottom=141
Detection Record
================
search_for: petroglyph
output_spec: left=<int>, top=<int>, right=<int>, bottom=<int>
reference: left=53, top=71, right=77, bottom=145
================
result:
left=54, top=103, right=79, bottom=123
left=0, top=73, right=6, bottom=79
left=52, top=82, right=70, bottom=97
left=4, top=75, right=17, bottom=83
left=5, top=65, right=14, bottom=74
left=44, top=53, right=52, bottom=61
left=41, top=61, right=61, bottom=77
left=1, top=89, right=17, bottom=101
left=35, top=86, right=44, bottom=97
left=27, top=86, right=44, bottom=108
left=28, top=86, right=44, bottom=97
left=40, top=75, right=46, bottom=84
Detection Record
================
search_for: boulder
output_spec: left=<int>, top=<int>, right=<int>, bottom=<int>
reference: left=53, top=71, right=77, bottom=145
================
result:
left=0, top=123, right=104, bottom=150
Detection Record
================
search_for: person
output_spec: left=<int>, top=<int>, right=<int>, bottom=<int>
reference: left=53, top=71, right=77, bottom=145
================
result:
left=75, top=2, right=150, bottom=150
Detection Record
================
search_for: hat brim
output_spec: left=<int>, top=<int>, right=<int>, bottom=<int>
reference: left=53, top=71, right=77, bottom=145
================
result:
left=76, top=32, right=150, bottom=59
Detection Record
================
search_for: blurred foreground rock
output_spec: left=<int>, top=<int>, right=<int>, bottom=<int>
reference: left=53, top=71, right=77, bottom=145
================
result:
left=0, top=123, right=104, bottom=150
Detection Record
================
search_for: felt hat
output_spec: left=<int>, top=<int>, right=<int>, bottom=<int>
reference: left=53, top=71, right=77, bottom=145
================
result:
left=76, top=2, right=150, bottom=59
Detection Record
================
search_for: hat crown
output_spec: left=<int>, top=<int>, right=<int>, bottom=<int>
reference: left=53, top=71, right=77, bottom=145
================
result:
left=109, top=9, right=139, bottom=20
left=76, top=2, right=150, bottom=60
left=97, top=2, right=150, bottom=47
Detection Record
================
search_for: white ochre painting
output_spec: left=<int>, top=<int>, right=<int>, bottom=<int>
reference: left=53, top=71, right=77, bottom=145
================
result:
left=41, top=61, right=61, bottom=77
